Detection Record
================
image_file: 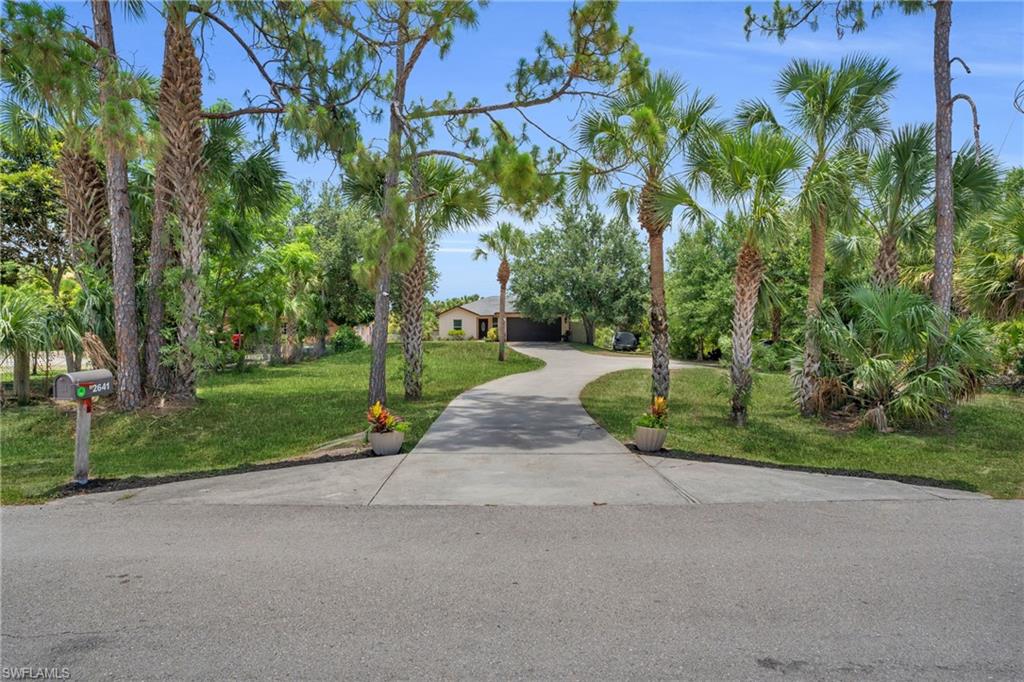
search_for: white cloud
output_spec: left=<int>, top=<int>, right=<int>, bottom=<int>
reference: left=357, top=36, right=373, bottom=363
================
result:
left=436, top=247, right=477, bottom=254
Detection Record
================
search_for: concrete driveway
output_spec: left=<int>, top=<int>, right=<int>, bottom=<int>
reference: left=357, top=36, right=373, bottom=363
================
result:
left=59, top=343, right=987, bottom=508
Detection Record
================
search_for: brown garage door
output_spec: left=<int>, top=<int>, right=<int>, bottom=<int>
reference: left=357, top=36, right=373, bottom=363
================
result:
left=506, top=317, right=560, bottom=342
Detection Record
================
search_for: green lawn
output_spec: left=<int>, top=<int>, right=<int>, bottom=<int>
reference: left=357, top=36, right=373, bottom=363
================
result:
left=581, top=367, right=1024, bottom=499
left=1, top=342, right=542, bottom=504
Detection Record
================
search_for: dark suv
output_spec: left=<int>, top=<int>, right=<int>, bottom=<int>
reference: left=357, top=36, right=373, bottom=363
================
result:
left=612, top=331, right=639, bottom=352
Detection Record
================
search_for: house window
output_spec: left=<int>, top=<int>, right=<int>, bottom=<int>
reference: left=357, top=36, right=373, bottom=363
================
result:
left=453, top=319, right=463, bottom=330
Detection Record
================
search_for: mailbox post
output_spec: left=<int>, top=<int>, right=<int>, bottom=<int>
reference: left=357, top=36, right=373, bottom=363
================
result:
left=54, top=369, right=114, bottom=485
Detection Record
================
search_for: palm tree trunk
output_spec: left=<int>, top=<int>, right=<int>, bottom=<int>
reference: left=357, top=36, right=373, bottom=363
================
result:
left=932, top=0, right=955, bottom=325
left=57, top=147, right=109, bottom=271
left=64, top=349, right=80, bottom=373
left=873, top=232, right=900, bottom=287
left=798, top=203, right=827, bottom=415
left=770, top=305, right=782, bottom=344
left=165, top=5, right=206, bottom=401
left=91, top=0, right=142, bottom=412
left=144, top=15, right=179, bottom=397
left=14, top=348, right=30, bottom=405
left=648, top=230, right=670, bottom=399
left=730, top=243, right=764, bottom=427
left=401, top=241, right=427, bottom=399
left=144, top=156, right=173, bottom=394
left=497, top=259, right=510, bottom=362
left=641, top=181, right=671, bottom=399
left=583, top=316, right=595, bottom=346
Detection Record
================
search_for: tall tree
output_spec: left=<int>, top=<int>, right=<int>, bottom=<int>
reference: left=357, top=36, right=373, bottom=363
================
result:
left=474, top=223, right=530, bottom=362
left=90, top=0, right=143, bottom=410
left=142, top=6, right=184, bottom=395
left=743, top=0, right=986, bottom=338
left=738, top=55, right=898, bottom=414
left=689, top=127, right=805, bottom=425
left=576, top=71, right=717, bottom=399
left=666, top=221, right=735, bottom=360
left=306, top=0, right=640, bottom=405
left=512, top=202, right=648, bottom=344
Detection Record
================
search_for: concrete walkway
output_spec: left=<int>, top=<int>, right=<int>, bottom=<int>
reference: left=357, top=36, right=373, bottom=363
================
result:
left=59, top=343, right=986, bottom=508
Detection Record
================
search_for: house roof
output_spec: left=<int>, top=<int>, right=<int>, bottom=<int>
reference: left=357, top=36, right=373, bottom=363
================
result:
left=443, top=295, right=517, bottom=317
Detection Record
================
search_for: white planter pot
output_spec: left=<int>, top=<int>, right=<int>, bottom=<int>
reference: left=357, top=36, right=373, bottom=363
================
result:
left=369, top=431, right=405, bottom=456
left=633, top=426, right=668, bottom=452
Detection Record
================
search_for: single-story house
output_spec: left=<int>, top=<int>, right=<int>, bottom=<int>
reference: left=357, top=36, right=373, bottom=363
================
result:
left=436, top=295, right=569, bottom=342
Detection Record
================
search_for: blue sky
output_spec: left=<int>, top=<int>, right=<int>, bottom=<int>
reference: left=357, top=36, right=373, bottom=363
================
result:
left=62, top=1, right=1023, bottom=299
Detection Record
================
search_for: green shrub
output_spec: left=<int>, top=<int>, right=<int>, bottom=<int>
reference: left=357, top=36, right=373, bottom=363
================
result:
left=447, top=329, right=466, bottom=340
left=992, top=319, right=1024, bottom=375
left=811, top=285, right=994, bottom=430
left=753, top=340, right=798, bottom=372
left=594, top=326, right=614, bottom=350
left=331, top=326, right=365, bottom=353
left=485, top=327, right=498, bottom=342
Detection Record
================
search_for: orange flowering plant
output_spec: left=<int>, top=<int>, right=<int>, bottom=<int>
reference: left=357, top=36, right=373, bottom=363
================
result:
left=635, top=396, right=668, bottom=429
left=366, top=401, right=410, bottom=434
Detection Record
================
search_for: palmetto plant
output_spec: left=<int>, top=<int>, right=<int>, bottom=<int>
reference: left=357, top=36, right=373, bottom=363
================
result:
left=740, top=55, right=899, bottom=415
left=959, top=171, right=1024, bottom=322
left=474, top=223, right=529, bottom=362
left=575, top=71, right=717, bottom=399
left=812, top=285, right=992, bottom=431
left=690, top=126, right=805, bottom=425
left=861, top=123, right=934, bottom=286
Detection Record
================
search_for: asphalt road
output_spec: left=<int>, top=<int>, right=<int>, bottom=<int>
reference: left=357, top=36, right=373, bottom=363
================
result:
left=2, top=499, right=1021, bottom=680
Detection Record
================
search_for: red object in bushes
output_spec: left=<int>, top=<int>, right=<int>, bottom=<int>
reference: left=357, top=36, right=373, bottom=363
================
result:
left=231, top=332, right=243, bottom=350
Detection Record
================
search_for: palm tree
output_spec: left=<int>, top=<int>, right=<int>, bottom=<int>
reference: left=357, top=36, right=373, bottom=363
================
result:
left=400, top=160, right=491, bottom=397
left=862, top=124, right=935, bottom=287
left=576, top=71, right=717, bottom=399
left=160, top=2, right=206, bottom=402
left=741, top=55, right=898, bottom=415
left=690, top=127, right=805, bottom=425
left=343, top=155, right=491, bottom=397
left=473, top=223, right=529, bottom=362
left=0, top=4, right=110, bottom=272
left=278, top=226, right=320, bottom=363
left=0, top=288, right=47, bottom=405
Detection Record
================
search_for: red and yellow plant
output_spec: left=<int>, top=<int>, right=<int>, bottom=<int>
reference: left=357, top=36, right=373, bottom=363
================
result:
left=635, top=396, right=668, bottom=429
left=366, top=401, right=409, bottom=434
